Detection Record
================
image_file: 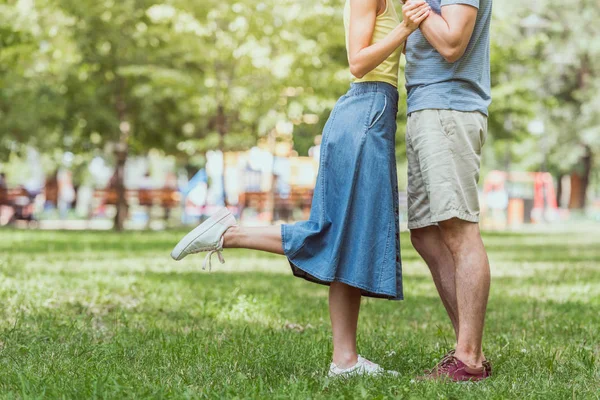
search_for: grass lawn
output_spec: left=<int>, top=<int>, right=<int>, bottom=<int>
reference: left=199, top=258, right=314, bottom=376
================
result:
left=0, top=228, right=598, bottom=399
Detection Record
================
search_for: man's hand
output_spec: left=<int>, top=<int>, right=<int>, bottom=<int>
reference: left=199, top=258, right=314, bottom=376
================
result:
left=401, top=1, right=431, bottom=32
left=417, top=2, right=478, bottom=63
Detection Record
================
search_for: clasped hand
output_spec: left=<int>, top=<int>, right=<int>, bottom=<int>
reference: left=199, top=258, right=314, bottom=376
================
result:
left=401, top=0, right=431, bottom=31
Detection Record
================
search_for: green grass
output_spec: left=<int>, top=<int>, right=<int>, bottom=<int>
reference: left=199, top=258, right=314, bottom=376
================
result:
left=0, top=228, right=599, bottom=399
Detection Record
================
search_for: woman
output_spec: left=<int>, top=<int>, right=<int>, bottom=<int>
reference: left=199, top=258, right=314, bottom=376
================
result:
left=171, top=0, right=431, bottom=377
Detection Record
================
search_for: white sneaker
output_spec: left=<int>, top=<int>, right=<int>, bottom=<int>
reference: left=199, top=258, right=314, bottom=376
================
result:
left=328, top=355, right=399, bottom=378
left=170, top=208, right=237, bottom=270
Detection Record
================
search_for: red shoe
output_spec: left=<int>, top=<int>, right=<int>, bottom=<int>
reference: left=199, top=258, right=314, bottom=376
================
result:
left=420, top=353, right=491, bottom=382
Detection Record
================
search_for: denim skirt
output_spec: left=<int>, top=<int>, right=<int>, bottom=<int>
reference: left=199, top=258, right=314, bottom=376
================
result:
left=281, top=82, right=403, bottom=300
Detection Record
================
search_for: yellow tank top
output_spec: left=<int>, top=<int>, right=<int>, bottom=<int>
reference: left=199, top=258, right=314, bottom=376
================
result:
left=344, top=0, right=402, bottom=88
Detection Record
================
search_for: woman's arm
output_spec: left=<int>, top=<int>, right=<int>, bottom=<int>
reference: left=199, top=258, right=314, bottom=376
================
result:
left=348, top=0, right=430, bottom=79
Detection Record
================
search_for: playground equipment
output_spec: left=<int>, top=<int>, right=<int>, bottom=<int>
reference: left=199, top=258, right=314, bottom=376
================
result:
left=482, top=170, right=560, bottom=229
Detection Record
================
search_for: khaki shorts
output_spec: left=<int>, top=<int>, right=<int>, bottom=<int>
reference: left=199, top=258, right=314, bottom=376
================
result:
left=406, top=109, right=488, bottom=230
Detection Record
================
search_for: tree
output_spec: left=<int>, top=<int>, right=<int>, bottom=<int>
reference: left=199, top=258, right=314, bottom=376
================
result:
left=2, top=0, right=598, bottom=223
left=51, top=0, right=205, bottom=229
left=0, top=0, right=73, bottom=158
left=532, top=0, right=600, bottom=208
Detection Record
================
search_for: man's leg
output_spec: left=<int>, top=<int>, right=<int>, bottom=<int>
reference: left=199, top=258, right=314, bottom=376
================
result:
left=438, top=218, right=490, bottom=368
left=410, top=226, right=459, bottom=339
left=405, top=112, right=460, bottom=337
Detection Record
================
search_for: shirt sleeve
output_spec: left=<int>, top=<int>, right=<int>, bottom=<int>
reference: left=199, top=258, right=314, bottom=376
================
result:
left=440, top=0, right=479, bottom=9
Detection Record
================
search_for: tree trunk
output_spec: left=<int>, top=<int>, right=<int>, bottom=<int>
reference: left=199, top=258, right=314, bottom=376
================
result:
left=579, top=146, right=592, bottom=209
left=267, top=128, right=277, bottom=224
left=569, top=173, right=583, bottom=209
left=504, top=141, right=511, bottom=172
left=568, top=146, right=593, bottom=210
left=114, top=80, right=130, bottom=231
left=556, top=173, right=563, bottom=208
left=215, top=104, right=228, bottom=207
left=567, top=55, right=593, bottom=210
left=114, top=143, right=128, bottom=231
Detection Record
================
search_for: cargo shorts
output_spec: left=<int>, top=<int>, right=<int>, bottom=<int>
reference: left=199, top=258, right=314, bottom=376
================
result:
left=406, top=109, right=488, bottom=230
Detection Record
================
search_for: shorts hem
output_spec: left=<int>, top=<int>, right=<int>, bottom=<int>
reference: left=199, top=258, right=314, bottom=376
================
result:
left=407, top=219, right=437, bottom=230
left=408, top=210, right=479, bottom=229
left=432, top=210, right=479, bottom=224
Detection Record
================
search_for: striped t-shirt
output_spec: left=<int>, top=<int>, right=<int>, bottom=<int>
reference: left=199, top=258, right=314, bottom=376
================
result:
left=405, top=0, right=492, bottom=116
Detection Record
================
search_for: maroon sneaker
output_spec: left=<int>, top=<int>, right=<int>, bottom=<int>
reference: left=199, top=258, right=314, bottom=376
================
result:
left=424, top=350, right=492, bottom=378
left=420, top=354, right=491, bottom=382
left=423, top=349, right=456, bottom=375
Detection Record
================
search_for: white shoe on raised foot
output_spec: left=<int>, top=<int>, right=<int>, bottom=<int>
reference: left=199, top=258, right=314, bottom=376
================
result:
left=328, top=355, right=399, bottom=378
left=170, top=208, right=237, bottom=270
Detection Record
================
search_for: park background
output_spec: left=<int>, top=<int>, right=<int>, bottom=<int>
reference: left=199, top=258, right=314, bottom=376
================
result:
left=0, top=0, right=599, bottom=398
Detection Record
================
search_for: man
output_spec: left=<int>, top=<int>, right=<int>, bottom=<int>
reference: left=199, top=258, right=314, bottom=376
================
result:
left=403, top=0, right=493, bottom=381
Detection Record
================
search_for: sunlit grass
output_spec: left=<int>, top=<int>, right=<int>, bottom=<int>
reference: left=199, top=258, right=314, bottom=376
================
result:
left=0, top=228, right=598, bottom=399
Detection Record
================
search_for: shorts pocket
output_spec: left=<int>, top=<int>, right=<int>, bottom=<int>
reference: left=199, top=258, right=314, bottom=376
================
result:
left=479, top=114, right=488, bottom=147
left=439, top=111, right=457, bottom=138
left=468, top=112, right=488, bottom=152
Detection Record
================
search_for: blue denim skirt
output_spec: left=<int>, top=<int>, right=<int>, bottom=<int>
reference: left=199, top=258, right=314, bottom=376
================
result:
left=281, top=82, right=403, bottom=300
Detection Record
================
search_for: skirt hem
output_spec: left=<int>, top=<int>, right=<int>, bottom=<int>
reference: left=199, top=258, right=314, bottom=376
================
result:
left=286, top=258, right=403, bottom=301
left=282, top=224, right=402, bottom=301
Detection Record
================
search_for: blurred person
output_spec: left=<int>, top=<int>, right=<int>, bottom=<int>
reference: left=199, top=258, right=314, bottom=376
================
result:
left=57, top=153, right=76, bottom=219
left=206, top=150, right=226, bottom=207
left=0, top=172, right=12, bottom=226
left=165, top=172, right=178, bottom=189
left=23, top=147, right=45, bottom=198
left=139, top=170, right=153, bottom=190
left=171, top=0, right=431, bottom=378
left=0, top=172, right=8, bottom=224
left=403, top=0, right=493, bottom=381
left=44, top=173, right=59, bottom=210
left=180, top=168, right=208, bottom=223
left=88, top=156, right=113, bottom=188
left=13, top=148, right=44, bottom=222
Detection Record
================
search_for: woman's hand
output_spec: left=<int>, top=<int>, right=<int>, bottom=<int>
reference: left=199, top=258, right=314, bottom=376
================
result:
left=401, top=0, right=431, bottom=32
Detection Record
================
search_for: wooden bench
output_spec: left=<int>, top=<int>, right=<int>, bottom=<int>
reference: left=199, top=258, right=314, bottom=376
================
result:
left=238, top=187, right=313, bottom=222
left=93, top=189, right=180, bottom=222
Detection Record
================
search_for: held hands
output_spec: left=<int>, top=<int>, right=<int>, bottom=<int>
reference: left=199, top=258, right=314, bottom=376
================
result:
left=401, top=0, right=431, bottom=31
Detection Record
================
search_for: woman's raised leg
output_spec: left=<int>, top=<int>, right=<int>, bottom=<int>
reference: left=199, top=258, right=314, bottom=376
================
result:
left=223, top=225, right=285, bottom=255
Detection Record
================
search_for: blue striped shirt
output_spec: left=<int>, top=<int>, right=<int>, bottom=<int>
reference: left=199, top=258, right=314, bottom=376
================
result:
left=405, top=0, right=492, bottom=116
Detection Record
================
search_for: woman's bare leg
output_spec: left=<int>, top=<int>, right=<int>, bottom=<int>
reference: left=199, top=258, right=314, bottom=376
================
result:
left=329, top=282, right=362, bottom=368
left=223, top=225, right=284, bottom=255
left=224, top=226, right=362, bottom=368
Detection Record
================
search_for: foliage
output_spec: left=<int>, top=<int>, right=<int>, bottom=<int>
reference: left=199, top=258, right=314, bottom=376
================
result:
left=0, top=0, right=599, bottom=196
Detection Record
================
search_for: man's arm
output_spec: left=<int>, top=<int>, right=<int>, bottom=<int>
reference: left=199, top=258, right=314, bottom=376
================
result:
left=417, top=2, right=478, bottom=63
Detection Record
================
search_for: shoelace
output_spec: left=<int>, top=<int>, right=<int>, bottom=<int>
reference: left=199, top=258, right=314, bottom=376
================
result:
left=482, top=359, right=492, bottom=375
left=202, top=236, right=225, bottom=271
left=432, top=354, right=458, bottom=375
left=424, top=350, right=454, bottom=375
